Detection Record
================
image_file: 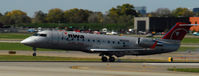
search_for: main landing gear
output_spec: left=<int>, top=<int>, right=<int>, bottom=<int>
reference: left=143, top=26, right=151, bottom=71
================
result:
left=33, top=47, right=37, bottom=56
left=100, top=54, right=116, bottom=62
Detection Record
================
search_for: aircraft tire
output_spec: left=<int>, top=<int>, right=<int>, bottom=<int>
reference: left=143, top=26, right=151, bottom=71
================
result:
left=109, top=57, right=115, bottom=62
left=101, top=57, right=108, bottom=62
left=33, top=53, right=37, bottom=56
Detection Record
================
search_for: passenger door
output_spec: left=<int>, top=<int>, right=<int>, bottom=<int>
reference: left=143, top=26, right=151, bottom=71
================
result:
left=51, top=31, right=60, bottom=48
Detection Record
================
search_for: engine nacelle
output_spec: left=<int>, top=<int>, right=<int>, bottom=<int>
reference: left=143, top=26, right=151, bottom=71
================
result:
left=138, top=38, right=155, bottom=48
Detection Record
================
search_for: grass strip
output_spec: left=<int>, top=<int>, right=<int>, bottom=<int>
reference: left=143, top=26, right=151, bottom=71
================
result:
left=0, top=55, right=100, bottom=61
left=177, top=47, right=198, bottom=51
left=0, top=42, right=64, bottom=51
left=0, top=55, right=166, bottom=62
left=0, top=55, right=198, bottom=62
left=0, top=55, right=164, bottom=62
left=168, top=68, right=199, bottom=73
left=122, top=59, right=166, bottom=62
left=182, top=38, right=199, bottom=44
left=0, top=33, right=32, bottom=39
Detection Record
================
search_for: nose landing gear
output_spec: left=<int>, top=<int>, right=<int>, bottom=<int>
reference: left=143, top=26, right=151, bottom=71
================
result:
left=33, top=47, right=37, bottom=56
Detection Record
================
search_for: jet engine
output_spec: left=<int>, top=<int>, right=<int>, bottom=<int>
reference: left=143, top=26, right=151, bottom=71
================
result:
left=137, top=38, right=155, bottom=48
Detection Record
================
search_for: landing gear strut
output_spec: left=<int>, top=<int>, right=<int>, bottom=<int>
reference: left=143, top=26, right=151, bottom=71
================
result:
left=33, top=47, right=37, bottom=56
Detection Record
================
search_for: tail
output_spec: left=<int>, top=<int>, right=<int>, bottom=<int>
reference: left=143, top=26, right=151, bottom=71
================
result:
left=162, top=22, right=191, bottom=40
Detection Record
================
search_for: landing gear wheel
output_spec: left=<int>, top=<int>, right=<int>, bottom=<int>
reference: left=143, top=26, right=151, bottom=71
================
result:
left=101, top=57, right=108, bottom=62
left=33, top=53, right=37, bottom=56
left=109, top=57, right=115, bottom=62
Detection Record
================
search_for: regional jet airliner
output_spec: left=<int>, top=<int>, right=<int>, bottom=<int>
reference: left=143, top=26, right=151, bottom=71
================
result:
left=21, top=22, right=191, bottom=62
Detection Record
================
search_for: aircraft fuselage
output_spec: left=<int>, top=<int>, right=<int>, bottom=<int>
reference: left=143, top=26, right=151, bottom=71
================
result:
left=22, top=30, right=180, bottom=56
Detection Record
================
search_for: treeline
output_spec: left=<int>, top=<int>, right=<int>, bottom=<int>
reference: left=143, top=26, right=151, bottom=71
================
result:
left=0, top=3, right=138, bottom=30
left=0, top=3, right=199, bottom=31
left=148, top=8, right=197, bottom=17
left=19, top=23, right=128, bottom=31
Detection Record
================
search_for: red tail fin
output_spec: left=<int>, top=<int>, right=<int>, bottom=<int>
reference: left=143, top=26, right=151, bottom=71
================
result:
left=162, top=22, right=190, bottom=40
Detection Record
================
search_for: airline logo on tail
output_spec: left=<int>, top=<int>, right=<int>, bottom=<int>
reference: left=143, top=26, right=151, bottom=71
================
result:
left=162, top=22, right=191, bottom=40
left=150, top=22, right=190, bottom=49
left=175, top=32, right=180, bottom=36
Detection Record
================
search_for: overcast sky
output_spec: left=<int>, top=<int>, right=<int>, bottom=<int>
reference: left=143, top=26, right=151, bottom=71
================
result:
left=0, top=0, right=198, bottom=17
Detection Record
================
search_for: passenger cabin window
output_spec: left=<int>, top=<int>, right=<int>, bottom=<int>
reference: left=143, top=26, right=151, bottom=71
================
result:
left=118, top=41, right=120, bottom=44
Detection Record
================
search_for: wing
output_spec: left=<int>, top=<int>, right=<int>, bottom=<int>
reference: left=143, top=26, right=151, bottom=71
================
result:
left=90, top=48, right=153, bottom=52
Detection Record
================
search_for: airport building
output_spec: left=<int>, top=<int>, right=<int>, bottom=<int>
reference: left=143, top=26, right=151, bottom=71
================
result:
left=190, top=17, right=199, bottom=32
left=134, top=17, right=190, bottom=33
left=193, top=8, right=199, bottom=13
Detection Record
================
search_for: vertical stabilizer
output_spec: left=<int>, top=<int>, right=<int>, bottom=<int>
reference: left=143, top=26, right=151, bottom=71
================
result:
left=162, top=22, right=190, bottom=40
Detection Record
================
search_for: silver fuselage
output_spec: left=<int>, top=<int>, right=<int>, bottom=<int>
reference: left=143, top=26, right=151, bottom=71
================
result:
left=21, top=30, right=181, bottom=56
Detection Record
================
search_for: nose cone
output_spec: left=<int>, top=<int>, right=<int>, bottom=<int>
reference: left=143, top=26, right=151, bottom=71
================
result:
left=21, top=38, right=35, bottom=46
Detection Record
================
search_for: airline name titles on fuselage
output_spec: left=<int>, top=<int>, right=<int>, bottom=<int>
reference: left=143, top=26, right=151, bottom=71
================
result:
left=68, top=34, right=84, bottom=39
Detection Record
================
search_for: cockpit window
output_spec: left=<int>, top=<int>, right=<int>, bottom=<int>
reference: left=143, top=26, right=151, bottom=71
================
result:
left=33, top=33, right=47, bottom=37
left=33, top=33, right=38, bottom=36
left=40, top=34, right=47, bottom=37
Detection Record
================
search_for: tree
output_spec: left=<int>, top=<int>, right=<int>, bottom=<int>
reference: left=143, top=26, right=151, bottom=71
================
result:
left=32, top=10, right=47, bottom=23
left=46, top=8, right=64, bottom=23
left=117, top=15, right=133, bottom=25
left=0, top=15, right=9, bottom=25
left=88, top=12, right=103, bottom=23
left=1, top=10, right=31, bottom=26
left=64, top=8, right=92, bottom=23
left=0, top=13, right=3, bottom=27
left=0, top=13, right=2, bottom=17
left=107, top=8, right=120, bottom=23
left=149, top=8, right=172, bottom=17
left=108, top=3, right=138, bottom=16
left=102, top=15, right=115, bottom=24
left=106, top=3, right=138, bottom=24
left=0, top=12, right=9, bottom=25
left=194, top=12, right=199, bottom=17
left=172, top=8, right=194, bottom=17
